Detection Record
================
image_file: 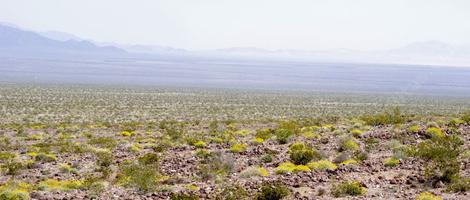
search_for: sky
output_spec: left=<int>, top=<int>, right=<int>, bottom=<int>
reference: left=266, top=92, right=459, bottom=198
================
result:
left=1, top=0, right=470, bottom=51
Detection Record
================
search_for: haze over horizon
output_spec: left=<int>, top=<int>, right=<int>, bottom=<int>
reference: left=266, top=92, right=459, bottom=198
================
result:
left=1, top=0, right=470, bottom=51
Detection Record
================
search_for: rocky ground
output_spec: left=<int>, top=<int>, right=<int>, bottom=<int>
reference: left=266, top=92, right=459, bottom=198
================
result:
left=1, top=114, right=469, bottom=200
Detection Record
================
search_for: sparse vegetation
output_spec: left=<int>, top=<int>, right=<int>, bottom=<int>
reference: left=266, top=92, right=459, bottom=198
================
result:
left=0, top=85, right=469, bottom=199
left=256, top=182, right=290, bottom=200
left=331, top=181, right=367, bottom=197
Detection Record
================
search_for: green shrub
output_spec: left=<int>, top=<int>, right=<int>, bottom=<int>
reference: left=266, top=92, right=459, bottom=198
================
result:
left=340, top=138, right=360, bottom=152
left=331, top=181, right=367, bottom=197
left=170, top=193, right=200, bottom=200
left=425, top=127, right=445, bottom=138
left=256, top=182, right=290, bottom=200
left=275, top=162, right=310, bottom=174
left=239, top=166, right=269, bottom=178
left=461, top=111, right=470, bottom=124
left=194, top=141, right=207, bottom=148
left=383, top=157, right=400, bottom=167
left=1, top=160, right=25, bottom=176
left=362, top=107, right=405, bottom=126
left=446, top=177, right=470, bottom=193
left=408, top=124, right=420, bottom=133
left=288, top=142, right=320, bottom=165
left=138, top=153, right=160, bottom=167
left=88, top=137, right=117, bottom=149
left=35, top=153, right=56, bottom=162
left=120, top=130, right=135, bottom=137
left=197, top=151, right=234, bottom=181
left=275, top=129, right=294, bottom=144
left=415, top=192, right=442, bottom=200
left=195, top=149, right=211, bottom=159
left=38, top=179, right=82, bottom=191
left=215, top=184, right=249, bottom=200
left=340, top=159, right=358, bottom=166
left=59, top=163, right=76, bottom=173
left=350, top=129, right=363, bottom=137
left=118, top=161, right=159, bottom=192
left=230, top=143, right=247, bottom=153
left=261, top=154, right=273, bottom=163
left=307, top=160, right=338, bottom=171
left=0, top=181, right=30, bottom=200
left=255, top=129, right=272, bottom=140
left=408, top=135, right=464, bottom=183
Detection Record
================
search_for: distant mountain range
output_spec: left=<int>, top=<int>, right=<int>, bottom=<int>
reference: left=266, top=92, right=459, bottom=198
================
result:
left=0, top=24, right=125, bottom=57
left=0, top=23, right=469, bottom=66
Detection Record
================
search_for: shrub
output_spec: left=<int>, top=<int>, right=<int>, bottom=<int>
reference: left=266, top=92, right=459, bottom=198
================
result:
left=288, top=142, right=320, bottom=165
left=59, top=163, right=76, bottom=173
left=408, top=135, right=464, bottom=183
left=1, top=160, right=25, bottom=176
left=35, top=153, right=56, bottom=162
left=275, top=162, right=310, bottom=174
left=251, top=137, right=264, bottom=144
left=461, top=111, right=470, bottom=124
left=195, top=149, right=210, bottom=159
left=383, top=157, right=400, bottom=167
left=425, top=127, right=445, bottom=138
left=239, top=166, right=269, bottom=178
left=255, top=129, right=272, bottom=140
left=408, top=124, right=420, bottom=133
left=415, top=192, right=442, bottom=200
left=350, top=129, right=363, bottom=137
left=261, top=154, right=273, bottom=163
left=197, top=151, right=234, bottom=181
left=353, top=151, right=368, bottom=162
left=340, top=138, right=360, bottom=152
left=170, top=193, right=200, bottom=200
left=256, top=182, right=290, bottom=200
left=230, top=143, right=247, bottom=153
left=448, top=118, right=464, bottom=127
left=120, top=130, right=135, bottom=137
left=331, top=181, right=367, bottom=197
left=340, top=159, right=358, bottom=166
left=194, top=141, right=207, bottom=148
left=38, top=179, right=82, bottom=191
left=215, top=183, right=249, bottom=200
left=0, top=181, right=30, bottom=200
left=138, top=153, right=160, bottom=167
left=362, top=107, right=405, bottom=126
left=446, top=177, right=470, bottom=193
left=365, top=137, right=379, bottom=151
left=118, top=161, right=159, bottom=192
left=275, top=129, right=294, bottom=144
left=94, top=149, right=114, bottom=178
left=307, top=160, right=338, bottom=171
left=88, top=137, right=117, bottom=149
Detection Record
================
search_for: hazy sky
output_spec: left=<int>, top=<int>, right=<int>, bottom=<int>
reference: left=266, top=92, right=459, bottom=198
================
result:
left=1, top=0, right=469, bottom=50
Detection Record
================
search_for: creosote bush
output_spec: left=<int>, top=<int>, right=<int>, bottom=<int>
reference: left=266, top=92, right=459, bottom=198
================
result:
left=331, top=181, right=367, bottom=197
left=275, top=162, right=310, bottom=174
left=362, top=107, right=405, bottom=126
left=408, top=134, right=464, bottom=184
left=229, top=143, right=247, bottom=153
left=339, top=137, right=360, bottom=152
left=256, top=182, right=290, bottom=200
left=415, top=192, right=442, bottom=200
left=275, top=129, right=294, bottom=144
left=215, top=183, right=249, bottom=200
left=288, top=142, right=320, bottom=165
left=383, top=157, right=400, bottom=167
left=38, top=179, right=82, bottom=191
left=239, top=166, right=269, bottom=178
left=307, top=160, right=338, bottom=171
left=0, top=181, right=30, bottom=200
